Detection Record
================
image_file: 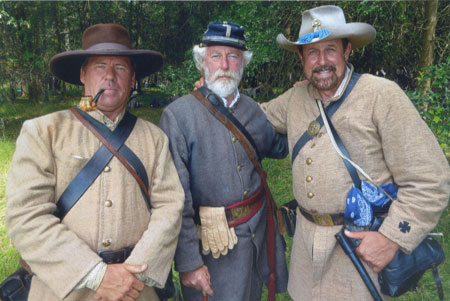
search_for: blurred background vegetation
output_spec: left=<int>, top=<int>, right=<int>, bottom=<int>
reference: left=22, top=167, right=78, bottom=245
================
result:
left=0, top=1, right=449, bottom=300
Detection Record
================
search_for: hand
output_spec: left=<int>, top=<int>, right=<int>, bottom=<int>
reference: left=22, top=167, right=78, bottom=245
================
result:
left=93, top=263, right=147, bottom=301
left=194, top=77, right=205, bottom=90
left=345, top=230, right=399, bottom=273
left=180, top=265, right=214, bottom=296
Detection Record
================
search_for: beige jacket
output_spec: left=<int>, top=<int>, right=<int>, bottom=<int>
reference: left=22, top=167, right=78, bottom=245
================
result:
left=6, top=109, right=184, bottom=300
left=262, top=67, right=449, bottom=300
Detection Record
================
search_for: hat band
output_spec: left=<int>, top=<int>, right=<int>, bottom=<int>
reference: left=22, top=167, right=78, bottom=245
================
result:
left=298, top=29, right=331, bottom=44
left=202, top=35, right=246, bottom=45
left=86, top=42, right=131, bottom=51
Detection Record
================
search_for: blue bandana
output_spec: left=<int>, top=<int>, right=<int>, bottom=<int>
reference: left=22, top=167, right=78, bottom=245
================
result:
left=297, top=29, right=332, bottom=44
left=345, top=181, right=398, bottom=226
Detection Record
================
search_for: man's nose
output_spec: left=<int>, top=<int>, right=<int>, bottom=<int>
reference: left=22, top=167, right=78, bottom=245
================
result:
left=104, top=66, right=116, bottom=80
left=318, top=51, right=327, bottom=65
left=219, top=57, right=229, bottom=70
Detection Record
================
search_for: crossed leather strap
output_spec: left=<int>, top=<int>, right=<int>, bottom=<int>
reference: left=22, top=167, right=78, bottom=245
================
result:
left=191, top=89, right=278, bottom=301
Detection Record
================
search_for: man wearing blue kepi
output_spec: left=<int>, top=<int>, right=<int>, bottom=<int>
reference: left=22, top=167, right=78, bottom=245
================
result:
left=159, top=22, right=289, bottom=300
left=262, top=5, right=449, bottom=300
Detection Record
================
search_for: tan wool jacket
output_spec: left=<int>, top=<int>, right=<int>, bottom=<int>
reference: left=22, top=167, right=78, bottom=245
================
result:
left=261, top=67, right=450, bottom=300
left=6, top=109, right=184, bottom=301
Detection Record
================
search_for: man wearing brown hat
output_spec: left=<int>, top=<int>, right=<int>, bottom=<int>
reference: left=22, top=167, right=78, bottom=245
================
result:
left=159, top=22, right=288, bottom=300
left=5, top=24, right=184, bottom=301
left=262, top=5, right=449, bottom=300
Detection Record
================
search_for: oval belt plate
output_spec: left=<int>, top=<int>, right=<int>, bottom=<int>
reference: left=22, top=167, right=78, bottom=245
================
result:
left=307, top=120, right=320, bottom=136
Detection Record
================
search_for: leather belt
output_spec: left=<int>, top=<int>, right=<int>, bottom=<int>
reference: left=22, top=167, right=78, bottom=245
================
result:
left=298, top=206, right=344, bottom=226
left=98, top=246, right=134, bottom=264
left=225, top=185, right=265, bottom=228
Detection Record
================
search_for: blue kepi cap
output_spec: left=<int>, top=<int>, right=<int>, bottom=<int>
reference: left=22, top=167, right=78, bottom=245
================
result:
left=200, top=22, right=247, bottom=50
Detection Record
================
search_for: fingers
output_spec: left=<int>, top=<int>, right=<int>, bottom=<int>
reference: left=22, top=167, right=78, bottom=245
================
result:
left=95, top=264, right=145, bottom=300
left=344, top=229, right=367, bottom=240
left=345, top=231, right=400, bottom=272
left=180, top=265, right=214, bottom=296
left=124, top=263, right=148, bottom=275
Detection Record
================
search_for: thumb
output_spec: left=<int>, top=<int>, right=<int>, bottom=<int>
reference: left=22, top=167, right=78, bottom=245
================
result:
left=124, top=263, right=148, bottom=274
left=344, top=230, right=367, bottom=240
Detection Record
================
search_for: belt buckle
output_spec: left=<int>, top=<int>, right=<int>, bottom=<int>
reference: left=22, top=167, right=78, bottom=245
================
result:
left=312, top=213, right=334, bottom=226
left=231, top=206, right=250, bottom=220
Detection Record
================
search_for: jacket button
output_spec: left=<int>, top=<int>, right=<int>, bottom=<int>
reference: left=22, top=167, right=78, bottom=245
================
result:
left=237, top=165, right=243, bottom=171
left=319, top=132, right=324, bottom=137
left=306, top=158, right=313, bottom=165
left=229, top=108, right=234, bottom=114
left=243, top=190, right=249, bottom=196
left=307, top=192, right=314, bottom=199
left=105, top=200, right=113, bottom=207
left=232, top=137, right=237, bottom=143
left=102, top=239, right=112, bottom=247
left=104, top=166, right=111, bottom=172
left=306, top=176, right=313, bottom=183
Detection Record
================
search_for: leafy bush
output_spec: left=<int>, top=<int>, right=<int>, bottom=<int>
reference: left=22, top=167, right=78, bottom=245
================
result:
left=407, top=56, right=450, bottom=160
left=159, top=49, right=200, bottom=97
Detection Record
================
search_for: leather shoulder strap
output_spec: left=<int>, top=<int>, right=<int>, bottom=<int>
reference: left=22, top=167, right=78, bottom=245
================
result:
left=197, top=86, right=262, bottom=160
left=55, top=108, right=148, bottom=220
left=291, top=72, right=361, bottom=164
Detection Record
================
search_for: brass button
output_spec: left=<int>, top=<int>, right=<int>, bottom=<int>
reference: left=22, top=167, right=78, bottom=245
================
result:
left=102, top=239, right=112, bottom=247
left=307, top=192, right=314, bottom=199
left=252, top=233, right=256, bottom=239
left=311, top=143, right=316, bottom=148
left=232, top=137, right=237, bottom=143
left=243, top=190, right=249, bottom=196
left=104, top=166, right=111, bottom=172
left=229, top=108, right=234, bottom=114
left=319, top=132, right=324, bottom=138
left=237, top=165, right=243, bottom=171
left=306, top=176, right=312, bottom=183
left=306, top=158, right=313, bottom=165
left=105, top=200, right=113, bottom=207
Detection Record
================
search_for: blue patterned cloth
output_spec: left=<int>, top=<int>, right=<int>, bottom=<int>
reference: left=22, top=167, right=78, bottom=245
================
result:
left=345, top=181, right=398, bottom=226
left=297, top=29, right=331, bottom=44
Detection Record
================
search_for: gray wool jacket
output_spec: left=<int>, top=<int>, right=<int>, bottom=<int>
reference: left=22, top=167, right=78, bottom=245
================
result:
left=160, top=91, right=289, bottom=298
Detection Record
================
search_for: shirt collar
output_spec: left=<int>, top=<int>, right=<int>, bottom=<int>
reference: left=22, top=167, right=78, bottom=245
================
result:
left=86, top=108, right=126, bottom=130
left=220, top=89, right=240, bottom=108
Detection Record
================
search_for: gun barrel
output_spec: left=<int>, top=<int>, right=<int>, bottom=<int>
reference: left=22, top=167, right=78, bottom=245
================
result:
left=335, top=230, right=383, bottom=301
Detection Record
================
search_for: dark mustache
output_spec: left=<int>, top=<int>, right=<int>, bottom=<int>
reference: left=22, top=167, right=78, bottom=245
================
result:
left=312, top=64, right=336, bottom=73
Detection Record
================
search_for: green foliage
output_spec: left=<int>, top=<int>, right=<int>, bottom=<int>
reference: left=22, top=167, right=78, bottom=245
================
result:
left=408, top=56, right=450, bottom=159
left=159, top=49, right=199, bottom=97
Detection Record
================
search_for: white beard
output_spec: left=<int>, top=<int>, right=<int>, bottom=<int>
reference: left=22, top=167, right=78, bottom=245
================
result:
left=204, top=66, right=243, bottom=98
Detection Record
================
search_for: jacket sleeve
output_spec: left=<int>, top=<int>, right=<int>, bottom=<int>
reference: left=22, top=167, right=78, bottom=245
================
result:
left=159, top=108, right=205, bottom=273
left=6, top=119, right=102, bottom=299
left=373, top=80, right=450, bottom=252
left=125, top=129, right=185, bottom=288
left=260, top=88, right=294, bottom=135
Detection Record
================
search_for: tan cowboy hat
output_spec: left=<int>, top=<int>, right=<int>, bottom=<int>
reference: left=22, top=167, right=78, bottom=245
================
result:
left=50, top=24, right=163, bottom=85
left=277, top=5, right=376, bottom=52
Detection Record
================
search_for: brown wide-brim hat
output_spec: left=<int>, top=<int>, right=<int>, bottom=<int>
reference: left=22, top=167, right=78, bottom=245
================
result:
left=277, top=5, right=376, bottom=52
left=50, top=24, right=163, bottom=85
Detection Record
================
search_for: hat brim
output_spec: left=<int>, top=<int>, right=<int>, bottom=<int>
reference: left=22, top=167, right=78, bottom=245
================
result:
left=50, top=49, right=164, bottom=85
left=277, top=22, right=376, bottom=52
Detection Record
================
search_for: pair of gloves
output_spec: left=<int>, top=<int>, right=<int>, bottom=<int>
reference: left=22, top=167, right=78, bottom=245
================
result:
left=199, top=206, right=238, bottom=259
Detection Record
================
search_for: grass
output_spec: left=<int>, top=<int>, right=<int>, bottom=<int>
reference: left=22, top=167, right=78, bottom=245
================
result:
left=0, top=93, right=449, bottom=300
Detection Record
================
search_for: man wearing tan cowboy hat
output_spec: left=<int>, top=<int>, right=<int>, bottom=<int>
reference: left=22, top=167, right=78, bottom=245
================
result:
left=5, top=24, right=184, bottom=301
left=261, top=5, right=449, bottom=300
left=159, top=22, right=289, bottom=300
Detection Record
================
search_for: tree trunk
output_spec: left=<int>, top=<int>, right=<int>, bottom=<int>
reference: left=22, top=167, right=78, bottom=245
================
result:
left=419, top=0, right=438, bottom=93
